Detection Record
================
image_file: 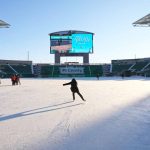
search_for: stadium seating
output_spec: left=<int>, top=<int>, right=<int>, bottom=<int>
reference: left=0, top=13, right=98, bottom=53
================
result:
left=130, top=62, right=148, bottom=72
left=0, top=64, right=33, bottom=78
left=111, top=59, right=150, bottom=76
left=1, top=58, right=150, bottom=78
left=111, top=64, right=132, bottom=75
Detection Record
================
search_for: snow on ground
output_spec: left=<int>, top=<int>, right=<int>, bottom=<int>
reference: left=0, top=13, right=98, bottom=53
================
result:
left=0, top=77, right=150, bottom=150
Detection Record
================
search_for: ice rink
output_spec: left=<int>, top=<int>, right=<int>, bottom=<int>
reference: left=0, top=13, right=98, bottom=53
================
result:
left=0, top=77, right=150, bottom=150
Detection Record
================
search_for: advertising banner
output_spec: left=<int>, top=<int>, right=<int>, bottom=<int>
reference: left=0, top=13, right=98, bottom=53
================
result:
left=60, top=67, right=84, bottom=74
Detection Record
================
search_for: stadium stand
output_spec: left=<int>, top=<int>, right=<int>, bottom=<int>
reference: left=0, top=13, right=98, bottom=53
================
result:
left=1, top=58, right=150, bottom=78
left=129, top=61, right=148, bottom=72
left=111, top=59, right=133, bottom=76
left=0, top=60, right=33, bottom=78
left=111, top=58, right=150, bottom=76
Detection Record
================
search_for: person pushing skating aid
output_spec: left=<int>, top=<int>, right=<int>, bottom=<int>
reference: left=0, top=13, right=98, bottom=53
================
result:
left=63, top=78, right=85, bottom=101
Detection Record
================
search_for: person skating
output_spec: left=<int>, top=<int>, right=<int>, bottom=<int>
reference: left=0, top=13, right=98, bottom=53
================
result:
left=63, top=78, right=85, bottom=101
left=15, top=74, right=21, bottom=85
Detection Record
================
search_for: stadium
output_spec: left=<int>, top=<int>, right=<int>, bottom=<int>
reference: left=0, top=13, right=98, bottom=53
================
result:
left=0, top=14, right=150, bottom=78
left=1, top=2, right=150, bottom=149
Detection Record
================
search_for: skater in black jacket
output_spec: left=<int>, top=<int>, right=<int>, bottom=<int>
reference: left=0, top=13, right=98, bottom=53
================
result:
left=63, top=78, right=85, bottom=101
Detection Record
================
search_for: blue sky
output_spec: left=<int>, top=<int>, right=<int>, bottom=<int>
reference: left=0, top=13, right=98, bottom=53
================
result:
left=0, top=0, right=150, bottom=63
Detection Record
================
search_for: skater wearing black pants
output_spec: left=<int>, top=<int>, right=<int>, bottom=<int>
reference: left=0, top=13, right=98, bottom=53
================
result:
left=63, top=78, right=85, bottom=101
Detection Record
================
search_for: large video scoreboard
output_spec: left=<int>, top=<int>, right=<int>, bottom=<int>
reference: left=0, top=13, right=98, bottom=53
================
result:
left=49, top=30, right=94, bottom=54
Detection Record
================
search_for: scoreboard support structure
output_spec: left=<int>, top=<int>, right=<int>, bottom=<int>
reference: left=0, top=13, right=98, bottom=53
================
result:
left=49, top=30, right=94, bottom=64
left=55, top=53, right=89, bottom=64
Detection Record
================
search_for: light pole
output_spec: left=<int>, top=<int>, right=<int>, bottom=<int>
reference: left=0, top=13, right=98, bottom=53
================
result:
left=27, top=51, right=30, bottom=61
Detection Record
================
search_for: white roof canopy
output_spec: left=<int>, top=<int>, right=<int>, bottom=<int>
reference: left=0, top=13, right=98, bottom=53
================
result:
left=0, top=20, right=10, bottom=28
left=133, top=13, right=150, bottom=27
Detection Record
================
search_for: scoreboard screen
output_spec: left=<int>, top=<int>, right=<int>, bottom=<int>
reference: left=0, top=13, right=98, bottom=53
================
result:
left=50, top=33, right=93, bottom=54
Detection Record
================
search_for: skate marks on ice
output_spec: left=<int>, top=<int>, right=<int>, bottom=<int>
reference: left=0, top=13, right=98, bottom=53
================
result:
left=0, top=101, right=84, bottom=122
left=51, top=95, right=150, bottom=150
left=0, top=84, right=12, bottom=87
left=46, top=110, right=73, bottom=149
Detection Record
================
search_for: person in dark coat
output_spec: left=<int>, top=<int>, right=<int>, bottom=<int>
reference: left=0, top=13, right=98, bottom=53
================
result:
left=121, top=72, right=125, bottom=79
left=63, top=78, right=85, bottom=101
left=96, top=73, right=100, bottom=80
left=15, top=74, right=21, bottom=85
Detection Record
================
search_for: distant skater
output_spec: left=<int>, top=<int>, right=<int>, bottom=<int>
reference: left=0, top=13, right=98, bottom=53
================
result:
left=121, top=72, right=124, bottom=79
left=96, top=73, right=100, bottom=80
left=16, top=74, right=21, bottom=85
left=63, top=78, right=85, bottom=101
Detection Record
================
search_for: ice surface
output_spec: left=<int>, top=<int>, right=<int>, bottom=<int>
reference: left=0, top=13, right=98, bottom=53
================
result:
left=0, top=77, right=150, bottom=150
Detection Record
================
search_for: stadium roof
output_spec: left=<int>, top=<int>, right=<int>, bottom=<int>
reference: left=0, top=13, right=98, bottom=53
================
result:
left=49, top=30, right=94, bottom=36
left=0, top=20, right=10, bottom=28
left=133, top=13, right=150, bottom=27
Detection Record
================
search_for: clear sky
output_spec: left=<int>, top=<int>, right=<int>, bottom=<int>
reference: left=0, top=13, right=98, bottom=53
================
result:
left=0, top=0, right=150, bottom=64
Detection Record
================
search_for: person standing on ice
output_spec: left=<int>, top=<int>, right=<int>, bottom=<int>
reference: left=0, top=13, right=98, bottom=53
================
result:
left=63, top=78, right=85, bottom=101
left=11, top=74, right=16, bottom=85
left=15, top=74, right=21, bottom=85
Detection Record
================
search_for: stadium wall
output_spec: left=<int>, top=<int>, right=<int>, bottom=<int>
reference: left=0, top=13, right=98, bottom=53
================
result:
left=33, top=63, right=105, bottom=78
